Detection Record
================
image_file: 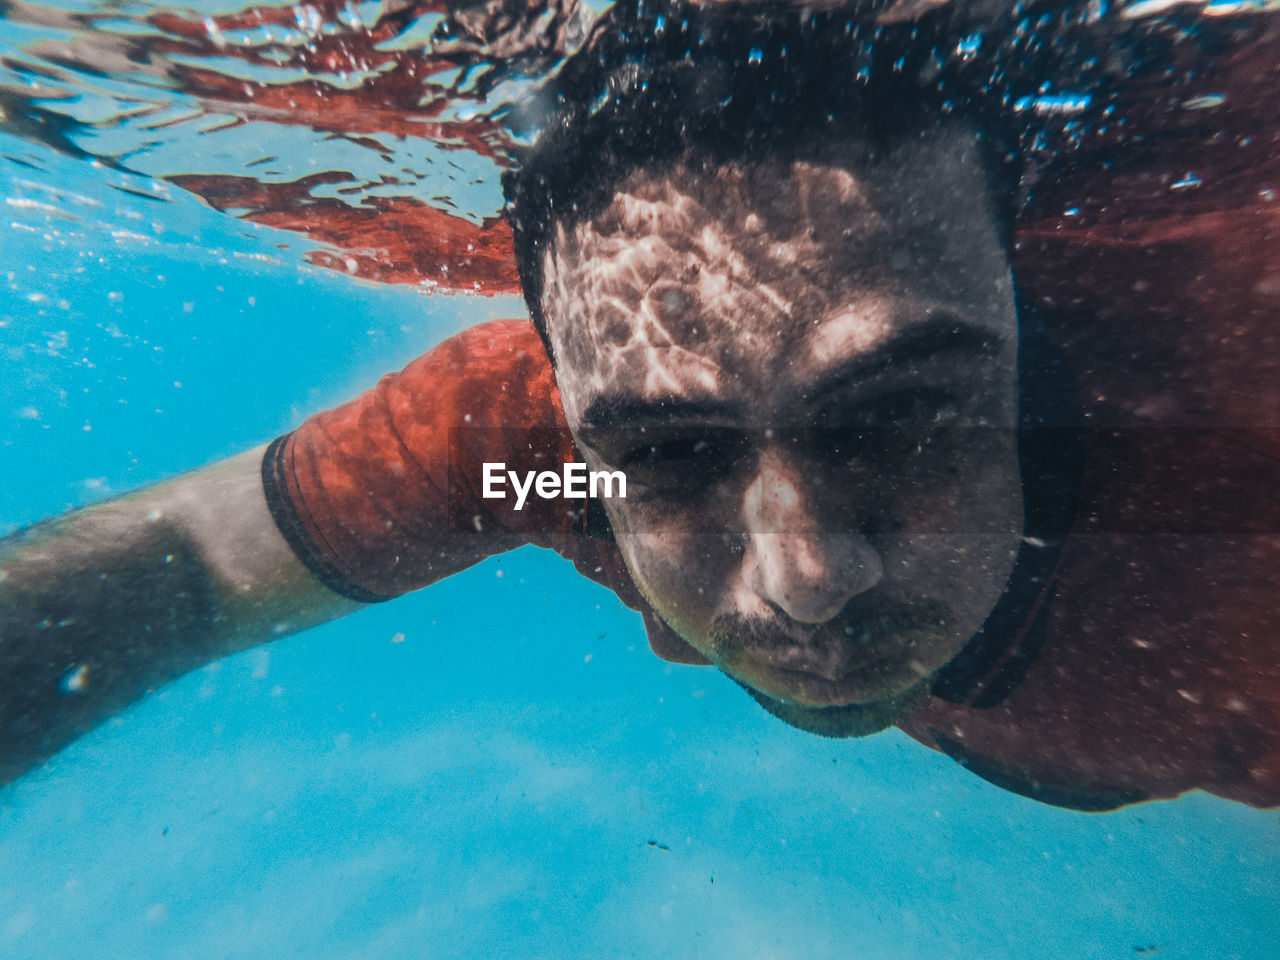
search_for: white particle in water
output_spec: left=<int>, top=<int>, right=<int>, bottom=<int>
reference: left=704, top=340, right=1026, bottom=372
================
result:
left=60, top=664, right=90, bottom=693
left=1182, top=94, right=1226, bottom=110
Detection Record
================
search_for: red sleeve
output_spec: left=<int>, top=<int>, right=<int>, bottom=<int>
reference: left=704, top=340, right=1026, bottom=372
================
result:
left=262, top=319, right=559, bottom=599
left=260, top=318, right=711, bottom=663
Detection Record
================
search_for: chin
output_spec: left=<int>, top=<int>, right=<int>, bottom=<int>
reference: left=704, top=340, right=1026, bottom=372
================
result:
left=736, top=676, right=932, bottom=739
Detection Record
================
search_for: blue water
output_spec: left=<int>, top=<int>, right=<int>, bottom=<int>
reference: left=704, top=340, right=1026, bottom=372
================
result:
left=2, top=31, right=1279, bottom=960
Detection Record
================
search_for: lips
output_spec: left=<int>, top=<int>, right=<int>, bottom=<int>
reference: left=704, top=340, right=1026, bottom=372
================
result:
left=735, top=644, right=919, bottom=706
left=708, top=595, right=956, bottom=707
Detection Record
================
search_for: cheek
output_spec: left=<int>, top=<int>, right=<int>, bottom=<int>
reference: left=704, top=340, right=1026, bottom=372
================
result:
left=880, top=533, right=1019, bottom=598
left=874, top=430, right=1022, bottom=534
left=873, top=438, right=1022, bottom=626
left=611, top=527, right=740, bottom=638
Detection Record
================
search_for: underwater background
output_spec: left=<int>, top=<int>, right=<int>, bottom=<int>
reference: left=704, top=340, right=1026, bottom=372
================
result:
left=2, top=1, right=1279, bottom=957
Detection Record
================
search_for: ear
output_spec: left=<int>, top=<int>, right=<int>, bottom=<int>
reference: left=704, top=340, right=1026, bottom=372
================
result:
left=641, top=609, right=712, bottom=665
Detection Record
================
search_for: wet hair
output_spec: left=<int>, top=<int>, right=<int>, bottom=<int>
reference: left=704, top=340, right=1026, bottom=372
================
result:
left=502, top=0, right=1028, bottom=351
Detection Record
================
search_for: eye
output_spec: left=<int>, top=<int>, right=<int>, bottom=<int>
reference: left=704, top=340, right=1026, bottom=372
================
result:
left=620, top=431, right=750, bottom=489
left=816, top=389, right=960, bottom=462
left=843, top=389, right=959, bottom=429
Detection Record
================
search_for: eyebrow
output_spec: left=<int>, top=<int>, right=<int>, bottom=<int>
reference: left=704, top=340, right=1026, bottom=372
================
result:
left=576, top=315, right=1007, bottom=433
left=577, top=396, right=738, bottom=433
left=804, top=315, right=1007, bottom=405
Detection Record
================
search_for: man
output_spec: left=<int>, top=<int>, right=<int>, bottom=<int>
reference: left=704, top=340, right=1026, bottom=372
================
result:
left=3, top=0, right=1278, bottom=808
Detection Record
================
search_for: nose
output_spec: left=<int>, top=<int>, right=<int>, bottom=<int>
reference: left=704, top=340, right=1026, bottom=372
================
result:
left=740, top=449, right=883, bottom=623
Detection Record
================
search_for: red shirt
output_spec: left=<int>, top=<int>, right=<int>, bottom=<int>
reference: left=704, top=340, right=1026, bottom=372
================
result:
left=262, top=314, right=1280, bottom=811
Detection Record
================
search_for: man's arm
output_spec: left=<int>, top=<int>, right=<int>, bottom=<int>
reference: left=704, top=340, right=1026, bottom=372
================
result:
left=0, top=447, right=361, bottom=787
left=0, top=318, right=683, bottom=787
left=0, top=319, right=566, bottom=786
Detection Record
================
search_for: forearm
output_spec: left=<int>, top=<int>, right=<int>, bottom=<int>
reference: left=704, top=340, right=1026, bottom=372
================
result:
left=0, top=447, right=358, bottom=786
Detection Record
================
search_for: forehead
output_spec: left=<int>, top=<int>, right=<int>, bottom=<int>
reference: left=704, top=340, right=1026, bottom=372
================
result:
left=539, top=125, right=1014, bottom=425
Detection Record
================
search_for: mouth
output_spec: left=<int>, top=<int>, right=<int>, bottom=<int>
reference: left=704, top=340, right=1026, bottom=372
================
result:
left=708, top=595, right=955, bottom=708
left=735, top=646, right=921, bottom=706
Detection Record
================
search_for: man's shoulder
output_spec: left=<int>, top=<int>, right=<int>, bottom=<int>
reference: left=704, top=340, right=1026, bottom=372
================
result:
left=388, top=318, right=563, bottom=429
left=433, top=317, right=547, bottom=364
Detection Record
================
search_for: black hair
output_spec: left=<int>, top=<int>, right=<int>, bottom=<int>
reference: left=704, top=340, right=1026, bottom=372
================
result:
left=501, top=0, right=1036, bottom=355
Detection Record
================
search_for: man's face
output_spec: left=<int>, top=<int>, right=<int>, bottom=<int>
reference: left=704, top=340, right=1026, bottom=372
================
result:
left=540, top=124, right=1022, bottom=734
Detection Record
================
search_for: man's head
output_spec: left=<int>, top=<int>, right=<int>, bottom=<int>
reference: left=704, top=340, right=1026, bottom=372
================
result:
left=505, top=0, right=1029, bottom=735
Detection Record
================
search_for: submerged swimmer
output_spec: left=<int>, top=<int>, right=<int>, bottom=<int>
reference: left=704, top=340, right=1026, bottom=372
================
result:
left=2, top=0, right=1278, bottom=809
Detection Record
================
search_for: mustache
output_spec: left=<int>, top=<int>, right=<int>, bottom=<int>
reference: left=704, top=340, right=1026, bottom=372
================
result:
left=708, top=590, right=956, bottom=667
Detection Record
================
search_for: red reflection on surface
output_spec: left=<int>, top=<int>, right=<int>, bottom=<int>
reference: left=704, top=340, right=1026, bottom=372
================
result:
left=136, top=1, right=530, bottom=292
left=171, top=172, right=521, bottom=293
left=146, top=1, right=510, bottom=153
